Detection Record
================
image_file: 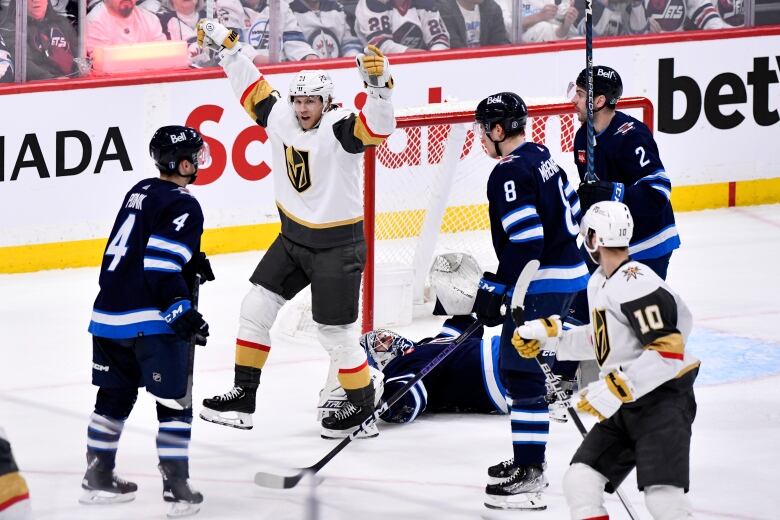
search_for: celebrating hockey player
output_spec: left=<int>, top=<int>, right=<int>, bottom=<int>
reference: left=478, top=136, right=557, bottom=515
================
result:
left=472, top=92, right=588, bottom=511
left=570, top=65, right=679, bottom=279
left=82, top=126, right=213, bottom=516
left=513, top=201, right=699, bottom=520
left=195, top=20, right=396, bottom=439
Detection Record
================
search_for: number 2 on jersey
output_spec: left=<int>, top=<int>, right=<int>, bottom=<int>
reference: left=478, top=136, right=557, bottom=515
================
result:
left=105, top=214, right=136, bottom=271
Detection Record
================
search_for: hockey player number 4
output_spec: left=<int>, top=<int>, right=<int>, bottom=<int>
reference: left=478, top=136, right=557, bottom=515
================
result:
left=106, top=214, right=136, bottom=271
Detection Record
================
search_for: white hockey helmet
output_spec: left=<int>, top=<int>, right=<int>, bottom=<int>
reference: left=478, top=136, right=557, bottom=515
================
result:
left=429, top=252, right=482, bottom=316
left=288, top=70, right=334, bottom=104
left=580, top=201, right=634, bottom=253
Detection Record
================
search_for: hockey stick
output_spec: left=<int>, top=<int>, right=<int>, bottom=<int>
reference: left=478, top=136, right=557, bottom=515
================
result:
left=254, top=261, right=541, bottom=490
left=509, top=270, right=640, bottom=520
left=584, top=0, right=597, bottom=183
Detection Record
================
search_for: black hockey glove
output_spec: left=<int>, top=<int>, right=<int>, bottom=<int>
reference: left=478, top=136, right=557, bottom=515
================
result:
left=474, top=272, right=508, bottom=327
left=577, top=180, right=625, bottom=214
left=196, top=252, right=215, bottom=284
left=163, top=299, right=210, bottom=346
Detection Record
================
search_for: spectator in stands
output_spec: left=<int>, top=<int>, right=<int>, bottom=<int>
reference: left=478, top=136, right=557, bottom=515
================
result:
left=521, top=0, right=579, bottom=43
left=580, top=0, right=727, bottom=33
left=159, top=0, right=214, bottom=66
left=216, top=0, right=319, bottom=62
left=436, top=0, right=509, bottom=48
left=289, top=0, right=363, bottom=57
left=576, top=0, right=630, bottom=37
left=717, top=0, right=744, bottom=26
left=0, top=30, right=12, bottom=82
left=25, top=0, right=78, bottom=79
left=354, top=0, right=450, bottom=53
left=86, top=0, right=166, bottom=55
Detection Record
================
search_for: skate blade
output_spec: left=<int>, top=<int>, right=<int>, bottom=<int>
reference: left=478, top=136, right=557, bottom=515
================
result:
left=199, top=408, right=253, bottom=430
left=167, top=502, right=201, bottom=518
left=484, top=492, right=546, bottom=511
left=320, top=425, right=379, bottom=440
left=79, top=489, right=136, bottom=505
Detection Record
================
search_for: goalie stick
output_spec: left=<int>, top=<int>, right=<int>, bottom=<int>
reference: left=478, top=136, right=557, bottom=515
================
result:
left=509, top=264, right=640, bottom=520
left=253, top=260, right=541, bottom=490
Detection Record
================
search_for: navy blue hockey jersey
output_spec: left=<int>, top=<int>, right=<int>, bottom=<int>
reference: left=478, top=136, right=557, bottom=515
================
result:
left=487, top=142, right=588, bottom=295
left=573, top=111, right=680, bottom=260
left=381, top=318, right=507, bottom=423
left=88, top=178, right=204, bottom=339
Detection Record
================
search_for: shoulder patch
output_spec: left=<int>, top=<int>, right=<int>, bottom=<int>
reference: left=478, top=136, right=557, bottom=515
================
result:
left=614, top=121, right=635, bottom=135
left=621, top=265, right=643, bottom=281
left=498, top=154, right=518, bottom=165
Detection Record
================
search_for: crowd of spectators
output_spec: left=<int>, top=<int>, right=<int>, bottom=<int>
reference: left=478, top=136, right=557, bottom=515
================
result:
left=0, top=0, right=758, bottom=82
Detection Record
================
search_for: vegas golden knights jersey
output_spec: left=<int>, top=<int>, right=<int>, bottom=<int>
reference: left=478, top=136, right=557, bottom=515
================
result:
left=218, top=49, right=396, bottom=248
left=557, top=259, right=699, bottom=400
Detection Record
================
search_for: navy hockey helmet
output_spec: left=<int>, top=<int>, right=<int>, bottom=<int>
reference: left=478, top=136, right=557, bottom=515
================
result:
left=474, top=92, right=528, bottom=137
left=576, top=65, right=623, bottom=107
left=149, top=125, right=207, bottom=174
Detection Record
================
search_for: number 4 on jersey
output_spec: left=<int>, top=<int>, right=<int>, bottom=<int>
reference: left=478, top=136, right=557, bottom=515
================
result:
left=106, top=214, right=136, bottom=271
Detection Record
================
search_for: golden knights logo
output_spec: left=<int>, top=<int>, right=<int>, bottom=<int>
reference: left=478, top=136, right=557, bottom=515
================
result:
left=592, top=308, right=611, bottom=365
left=284, top=144, right=311, bottom=193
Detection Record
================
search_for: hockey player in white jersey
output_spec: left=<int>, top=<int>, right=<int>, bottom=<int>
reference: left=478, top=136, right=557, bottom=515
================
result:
left=512, top=201, right=700, bottom=520
left=195, top=20, right=396, bottom=439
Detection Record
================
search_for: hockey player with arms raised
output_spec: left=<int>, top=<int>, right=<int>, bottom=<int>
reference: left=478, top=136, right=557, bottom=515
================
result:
left=472, top=92, right=588, bottom=510
left=195, top=20, right=396, bottom=439
left=513, top=201, right=700, bottom=519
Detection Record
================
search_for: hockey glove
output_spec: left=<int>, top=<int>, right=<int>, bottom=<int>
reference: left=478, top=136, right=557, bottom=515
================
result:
left=512, top=316, right=562, bottom=359
left=196, top=19, right=240, bottom=57
left=163, top=299, right=210, bottom=346
left=577, top=180, right=625, bottom=214
left=474, top=272, right=507, bottom=327
left=576, top=369, right=635, bottom=421
left=195, top=252, right=215, bottom=284
left=356, top=45, right=394, bottom=99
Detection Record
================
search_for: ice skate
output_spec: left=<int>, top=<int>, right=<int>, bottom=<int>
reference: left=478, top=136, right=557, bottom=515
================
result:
left=484, top=464, right=547, bottom=511
left=159, top=462, right=203, bottom=518
left=79, top=454, right=137, bottom=505
left=486, top=458, right=518, bottom=485
left=200, top=386, right=255, bottom=430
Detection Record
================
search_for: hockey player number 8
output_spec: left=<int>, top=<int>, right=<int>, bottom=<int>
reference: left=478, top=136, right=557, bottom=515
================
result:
left=633, top=304, right=663, bottom=334
left=106, top=214, right=136, bottom=272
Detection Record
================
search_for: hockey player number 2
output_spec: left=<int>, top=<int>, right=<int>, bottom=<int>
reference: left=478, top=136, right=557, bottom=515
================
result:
left=633, top=304, right=663, bottom=334
left=106, top=214, right=136, bottom=271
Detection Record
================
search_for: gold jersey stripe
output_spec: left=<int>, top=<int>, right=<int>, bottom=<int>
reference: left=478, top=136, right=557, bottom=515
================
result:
left=277, top=202, right=363, bottom=229
left=646, top=333, right=685, bottom=359
left=338, top=365, right=371, bottom=390
left=240, top=77, right=274, bottom=121
left=353, top=112, right=387, bottom=146
left=0, top=472, right=29, bottom=509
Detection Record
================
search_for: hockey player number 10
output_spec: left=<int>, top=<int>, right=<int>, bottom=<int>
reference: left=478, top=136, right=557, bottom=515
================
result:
left=633, top=305, right=663, bottom=334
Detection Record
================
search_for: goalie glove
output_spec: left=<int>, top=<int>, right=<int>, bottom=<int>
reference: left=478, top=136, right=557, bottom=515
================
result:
left=196, top=19, right=241, bottom=58
left=356, top=44, right=394, bottom=99
left=576, top=369, right=635, bottom=421
left=511, top=316, right=562, bottom=359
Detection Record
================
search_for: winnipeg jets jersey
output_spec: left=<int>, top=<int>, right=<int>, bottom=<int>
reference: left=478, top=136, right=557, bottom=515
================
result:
left=557, top=260, right=699, bottom=400
left=488, top=141, right=588, bottom=295
left=88, top=178, right=204, bottom=339
left=573, top=111, right=680, bottom=261
left=627, top=0, right=726, bottom=33
left=381, top=317, right=507, bottom=423
left=355, top=0, right=450, bottom=54
left=219, top=48, right=395, bottom=247
left=289, top=0, right=363, bottom=58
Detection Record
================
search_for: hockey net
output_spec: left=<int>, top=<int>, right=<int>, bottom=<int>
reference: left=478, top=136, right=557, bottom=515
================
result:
left=274, top=97, right=653, bottom=340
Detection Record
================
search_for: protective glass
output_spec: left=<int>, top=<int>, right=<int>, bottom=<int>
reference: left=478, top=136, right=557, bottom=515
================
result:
left=566, top=81, right=579, bottom=101
left=193, top=141, right=211, bottom=168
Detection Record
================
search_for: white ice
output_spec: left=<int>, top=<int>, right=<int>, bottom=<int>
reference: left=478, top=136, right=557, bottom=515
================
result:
left=1, top=204, right=779, bottom=520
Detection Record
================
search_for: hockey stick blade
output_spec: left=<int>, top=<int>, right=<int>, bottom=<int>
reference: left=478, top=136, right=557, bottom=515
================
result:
left=254, top=470, right=305, bottom=489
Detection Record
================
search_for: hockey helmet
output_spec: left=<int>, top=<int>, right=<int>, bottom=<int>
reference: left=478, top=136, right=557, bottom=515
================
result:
left=360, top=329, right=414, bottom=371
left=429, top=252, right=481, bottom=316
left=288, top=70, right=334, bottom=104
left=575, top=65, right=623, bottom=107
left=580, top=201, right=634, bottom=254
left=149, top=125, right=208, bottom=173
left=474, top=92, right=527, bottom=137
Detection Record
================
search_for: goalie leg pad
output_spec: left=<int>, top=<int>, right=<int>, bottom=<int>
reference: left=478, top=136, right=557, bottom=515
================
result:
left=562, top=463, right=609, bottom=519
left=644, top=485, right=693, bottom=520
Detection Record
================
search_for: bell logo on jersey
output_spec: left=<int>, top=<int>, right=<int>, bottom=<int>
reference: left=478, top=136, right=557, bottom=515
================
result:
left=284, top=144, right=312, bottom=193
left=592, top=308, right=611, bottom=365
left=170, top=132, right=187, bottom=144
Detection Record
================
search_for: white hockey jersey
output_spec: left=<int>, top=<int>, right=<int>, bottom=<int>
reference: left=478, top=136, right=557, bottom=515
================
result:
left=216, top=0, right=318, bottom=61
left=289, top=0, right=364, bottom=58
left=521, top=0, right=578, bottom=43
left=556, top=260, right=700, bottom=401
left=626, top=0, right=726, bottom=33
left=355, top=0, right=450, bottom=54
left=218, top=49, right=396, bottom=247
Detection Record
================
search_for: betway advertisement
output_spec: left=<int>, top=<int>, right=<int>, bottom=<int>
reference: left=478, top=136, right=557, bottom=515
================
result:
left=0, top=30, right=778, bottom=248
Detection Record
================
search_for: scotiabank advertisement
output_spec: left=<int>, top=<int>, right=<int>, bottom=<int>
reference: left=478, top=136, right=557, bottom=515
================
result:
left=0, top=29, right=778, bottom=249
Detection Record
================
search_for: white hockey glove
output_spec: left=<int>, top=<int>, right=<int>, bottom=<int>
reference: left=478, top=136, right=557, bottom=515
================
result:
left=511, top=316, right=562, bottom=359
left=356, top=44, right=394, bottom=99
left=196, top=19, right=241, bottom=59
left=576, top=369, right=635, bottom=421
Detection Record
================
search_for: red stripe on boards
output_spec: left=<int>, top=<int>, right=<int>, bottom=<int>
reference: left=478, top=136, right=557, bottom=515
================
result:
left=236, top=339, right=271, bottom=352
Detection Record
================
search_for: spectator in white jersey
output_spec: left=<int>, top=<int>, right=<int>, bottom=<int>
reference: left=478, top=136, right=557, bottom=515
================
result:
left=355, top=0, right=450, bottom=53
left=86, top=0, right=166, bottom=56
left=289, top=0, right=363, bottom=58
left=436, top=0, right=510, bottom=48
left=520, top=0, right=579, bottom=43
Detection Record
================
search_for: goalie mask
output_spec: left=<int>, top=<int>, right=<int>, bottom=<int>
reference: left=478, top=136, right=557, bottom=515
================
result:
left=429, top=252, right=481, bottom=315
left=360, top=329, right=414, bottom=370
